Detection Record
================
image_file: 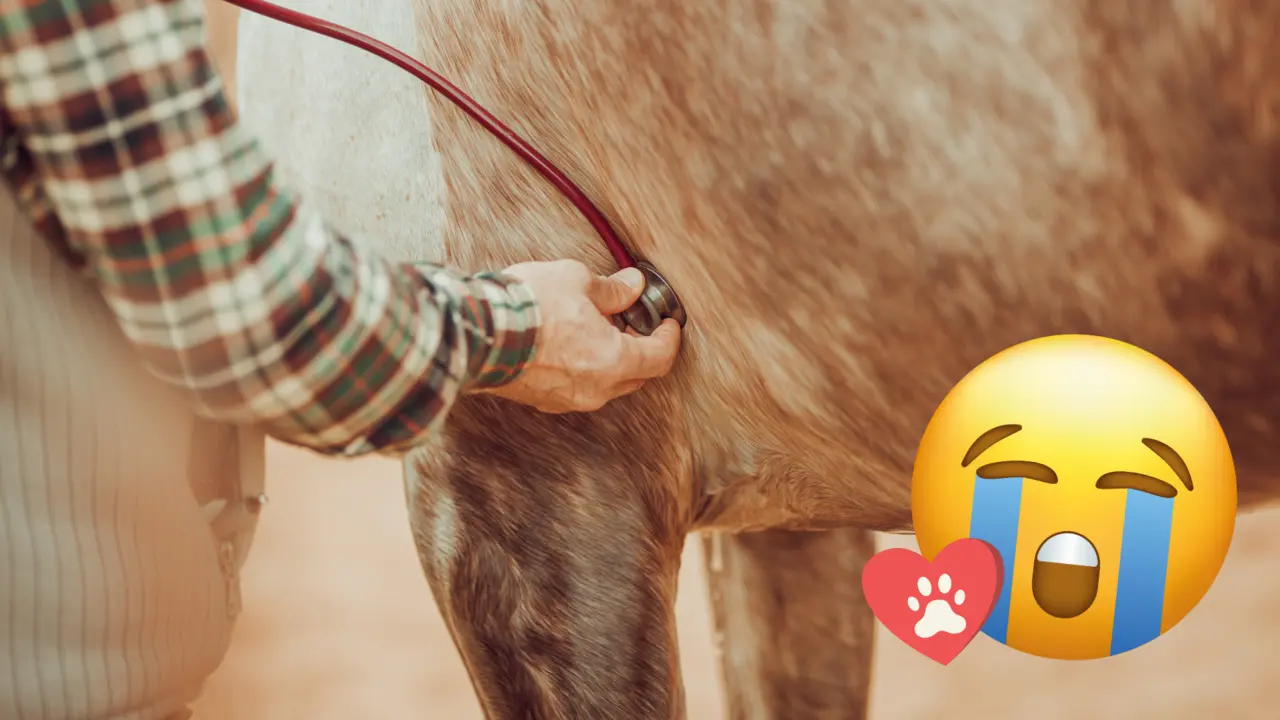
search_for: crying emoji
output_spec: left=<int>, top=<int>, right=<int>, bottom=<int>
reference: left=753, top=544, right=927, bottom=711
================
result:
left=910, top=335, right=1236, bottom=660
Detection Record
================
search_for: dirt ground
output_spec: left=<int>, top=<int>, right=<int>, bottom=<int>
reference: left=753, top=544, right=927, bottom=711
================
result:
left=189, top=442, right=1280, bottom=720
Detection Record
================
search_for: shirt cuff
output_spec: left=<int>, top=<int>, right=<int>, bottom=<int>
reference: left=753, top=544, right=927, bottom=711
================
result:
left=455, top=271, right=542, bottom=390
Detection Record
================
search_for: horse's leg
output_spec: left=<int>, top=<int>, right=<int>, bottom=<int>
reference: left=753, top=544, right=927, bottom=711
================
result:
left=404, top=395, right=695, bottom=719
left=701, top=528, right=877, bottom=720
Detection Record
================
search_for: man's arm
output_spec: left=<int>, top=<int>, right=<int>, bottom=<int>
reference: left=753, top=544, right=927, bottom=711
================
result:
left=0, top=0, right=539, bottom=455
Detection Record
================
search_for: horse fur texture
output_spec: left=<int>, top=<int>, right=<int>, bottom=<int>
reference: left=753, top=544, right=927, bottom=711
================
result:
left=237, top=0, right=1280, bottom=717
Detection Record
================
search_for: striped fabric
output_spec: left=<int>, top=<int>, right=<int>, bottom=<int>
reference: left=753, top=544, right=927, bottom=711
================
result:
left=0, top=0, right=540, bottom=716
left=0, top=178, right=257, bottom=720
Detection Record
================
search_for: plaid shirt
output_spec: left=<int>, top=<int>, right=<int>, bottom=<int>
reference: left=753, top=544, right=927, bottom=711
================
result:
left=0, top=0, right=540, bottom=455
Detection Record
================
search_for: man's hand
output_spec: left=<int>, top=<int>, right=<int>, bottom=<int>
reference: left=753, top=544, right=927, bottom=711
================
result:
left=478, top=259, right=683, bottom=413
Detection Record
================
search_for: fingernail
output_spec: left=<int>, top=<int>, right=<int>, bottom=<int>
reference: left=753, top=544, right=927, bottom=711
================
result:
left=614, top=267, right=645, bottom=291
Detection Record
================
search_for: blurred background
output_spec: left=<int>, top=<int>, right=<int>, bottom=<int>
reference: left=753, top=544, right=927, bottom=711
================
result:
left=190, top=442, right=1280, bottom=719
left=193, top=3, right=1280, bottom=718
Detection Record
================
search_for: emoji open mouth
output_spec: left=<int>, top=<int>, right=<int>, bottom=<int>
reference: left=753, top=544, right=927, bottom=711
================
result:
left=1032, top=532, right=1100, bottom=618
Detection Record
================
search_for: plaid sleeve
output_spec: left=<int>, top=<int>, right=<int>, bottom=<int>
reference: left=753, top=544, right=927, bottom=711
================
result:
left=0, top=0, right=540, bottom=456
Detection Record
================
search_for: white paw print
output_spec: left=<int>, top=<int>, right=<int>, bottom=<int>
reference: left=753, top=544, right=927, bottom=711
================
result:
left=905, top=573, right=968, bottom=639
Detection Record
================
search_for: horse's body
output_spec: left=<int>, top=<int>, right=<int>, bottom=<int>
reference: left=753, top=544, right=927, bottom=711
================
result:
left=237, top=0, right=1280, bottom=717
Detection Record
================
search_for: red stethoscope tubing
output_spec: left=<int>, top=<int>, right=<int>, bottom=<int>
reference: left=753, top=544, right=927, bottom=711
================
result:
left=221, top=0, right=637, bottom=269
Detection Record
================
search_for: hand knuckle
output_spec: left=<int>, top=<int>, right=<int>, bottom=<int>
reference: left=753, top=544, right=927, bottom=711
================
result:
left=557, top=259, right=589, bottom=277
left=569, top=354, right=594, bottom=374
left=573, top=391, right=606, bottom=412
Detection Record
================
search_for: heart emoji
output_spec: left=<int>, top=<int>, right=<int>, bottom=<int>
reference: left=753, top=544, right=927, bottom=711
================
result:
left=861, top=537, right=1004, bottom=665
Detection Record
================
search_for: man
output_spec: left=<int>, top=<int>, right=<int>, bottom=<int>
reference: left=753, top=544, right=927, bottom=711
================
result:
left=0, top=0, right=682, bottom=716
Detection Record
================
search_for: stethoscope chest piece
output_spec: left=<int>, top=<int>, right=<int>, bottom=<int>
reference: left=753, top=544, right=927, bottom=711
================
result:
left=620, top=262, right=687, bottom=336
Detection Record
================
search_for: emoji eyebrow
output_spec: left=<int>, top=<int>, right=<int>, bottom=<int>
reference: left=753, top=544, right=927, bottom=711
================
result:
left=976, top=460, right=1059, bottom=484
left=961, top=424, right=1023, bottom=467
left=1143, top=438, right=1193, bottom=491
left=1096, top=471, right=1177, bottom=498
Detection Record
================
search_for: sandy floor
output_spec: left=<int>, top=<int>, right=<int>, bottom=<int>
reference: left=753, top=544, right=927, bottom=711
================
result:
left=190, top=442, right=1280, bottom=720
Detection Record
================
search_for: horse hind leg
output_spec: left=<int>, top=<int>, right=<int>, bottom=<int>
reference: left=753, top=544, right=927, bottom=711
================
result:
left=404, top=395, right=695, bottom=719
left=701, top=528, right=877, bottom=720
